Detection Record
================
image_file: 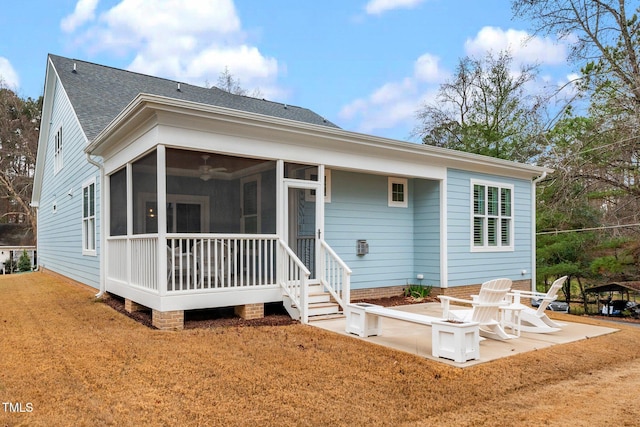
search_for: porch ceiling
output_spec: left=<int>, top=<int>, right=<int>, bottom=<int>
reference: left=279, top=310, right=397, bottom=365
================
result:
left=165, top=149, right=269, bottom=175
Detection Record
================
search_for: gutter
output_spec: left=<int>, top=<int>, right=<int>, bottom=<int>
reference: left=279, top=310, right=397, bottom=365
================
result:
left=86, top=152, right=106, bottom=298
left=531, top=172, right=547, bottom=293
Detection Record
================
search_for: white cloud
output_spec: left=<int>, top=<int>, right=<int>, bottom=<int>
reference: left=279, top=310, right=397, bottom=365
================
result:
left=464, top=26, right=568, bottom=66
left=0, top=57, right=20, bottom=89
left=338, top=54, right=447, bottom=136
left=65, top=0, right=281, bottom=97
left=61, top=0, right=99, bottom=33
left=339, top=25, right=573, bottom=138
left=414, top=53, right=446, bottom=83
left=365, top=0, right=426, bottom=15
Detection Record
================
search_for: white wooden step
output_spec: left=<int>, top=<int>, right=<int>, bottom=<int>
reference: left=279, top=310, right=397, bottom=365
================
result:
left=307, top=313, right=345, bottom=322
left=307, top=302, right=341, bottom=317
left=308, top=291, right=331, bottom=304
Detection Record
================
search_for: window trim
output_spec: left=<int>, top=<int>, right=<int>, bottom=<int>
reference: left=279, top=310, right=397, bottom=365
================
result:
left=470, top=179, right=514, bottom=252
left=305, top=168, right=331, bottom=203
left=54, top=126, right=63, bottom=174
left=82, top=178, right=97, bottom=256
left=388, top=177, right=408, bottom=208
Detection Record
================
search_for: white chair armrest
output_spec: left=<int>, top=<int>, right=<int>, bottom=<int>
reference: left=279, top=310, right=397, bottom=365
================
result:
left=438, top=295, right=473, bottom=305
left=438, top=295, right=473, bottom=318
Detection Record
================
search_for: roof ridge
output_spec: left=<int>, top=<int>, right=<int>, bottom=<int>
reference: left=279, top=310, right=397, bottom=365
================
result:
left=47, top=53, right=339, bottom=141
left=48, top=53, right=322, bottom=115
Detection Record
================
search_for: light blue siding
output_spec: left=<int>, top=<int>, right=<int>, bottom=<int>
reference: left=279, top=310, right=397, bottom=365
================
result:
left=446, top=169, right=532, bottom=286
left=37, top=78, right=101, bottom=288
left=325, top=170, right=440, bottom=289
left=413, top=180, right=440, bottom=285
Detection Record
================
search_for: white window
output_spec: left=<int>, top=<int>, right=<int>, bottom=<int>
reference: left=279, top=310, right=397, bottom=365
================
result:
left=82, top=179, right=96, bottom=255
left=54, top=127, right=63, bottom=174
left=388, top=177, right=408, bottom=208
left=471, top=180, right=513, bottom=251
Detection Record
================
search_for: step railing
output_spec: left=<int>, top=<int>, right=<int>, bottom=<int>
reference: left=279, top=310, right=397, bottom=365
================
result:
left=319, top=240, right=352, bottom=311
left=277, top=238, right=311, bottom=323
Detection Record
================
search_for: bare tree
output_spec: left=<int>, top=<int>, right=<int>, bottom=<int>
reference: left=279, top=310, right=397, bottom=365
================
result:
left=513, top=0, right=640, bottom=109
left=414, top=51, right=545, bottom=163
left=216, top=67, right=263, bottom=98
left=517, top=1, right=640, bottom=282
left=517, top=0, right=640, bottom=210
left=0, top=85, right=40, bottom=234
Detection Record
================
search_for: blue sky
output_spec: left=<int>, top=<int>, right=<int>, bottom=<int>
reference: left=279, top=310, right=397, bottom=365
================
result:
left=0, top=0, right=576, bottom=141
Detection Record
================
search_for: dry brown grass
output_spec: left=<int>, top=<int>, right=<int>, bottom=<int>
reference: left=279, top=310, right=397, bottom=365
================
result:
left=1, top=272, right=640, bottom=426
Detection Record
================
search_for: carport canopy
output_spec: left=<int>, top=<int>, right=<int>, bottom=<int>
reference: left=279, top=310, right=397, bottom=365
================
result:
left=585, top=282, right=640, bottom=297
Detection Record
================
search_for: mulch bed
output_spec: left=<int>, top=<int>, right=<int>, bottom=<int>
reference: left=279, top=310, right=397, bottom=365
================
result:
left=102, top=293, right=436, bottom=329
left=352, top=295, right=438, bottom=306
left=102, top=293, right=298, bottom=329
left=105, top=293, right=640, bottom=330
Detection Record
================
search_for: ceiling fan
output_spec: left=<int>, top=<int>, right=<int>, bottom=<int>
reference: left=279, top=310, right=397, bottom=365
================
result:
left=198, top=155, right=226, bottom=181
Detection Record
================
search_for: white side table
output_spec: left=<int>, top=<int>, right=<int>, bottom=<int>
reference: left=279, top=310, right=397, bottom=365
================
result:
left=500, top=304, right=524, bottom=337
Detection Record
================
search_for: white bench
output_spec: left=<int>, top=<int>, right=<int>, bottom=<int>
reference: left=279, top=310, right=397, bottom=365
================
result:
left=345, top=303, right=481, bottom=363
left=345, top=303, right=442, bottom=337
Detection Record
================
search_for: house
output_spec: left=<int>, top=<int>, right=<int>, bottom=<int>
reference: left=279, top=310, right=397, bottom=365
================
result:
left=0, top=224, right=36, bottom=274
left=31, top=54, right=551, bottom=329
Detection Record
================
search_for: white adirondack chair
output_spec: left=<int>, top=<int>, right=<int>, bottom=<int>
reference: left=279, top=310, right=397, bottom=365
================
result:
left=438, top=278, right=514, bottom=341
left=506, top=276, right=568, bottom=333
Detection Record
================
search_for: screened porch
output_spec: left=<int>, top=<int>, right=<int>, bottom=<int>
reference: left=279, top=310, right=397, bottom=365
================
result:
left=103, top=147, right=350, bottom=320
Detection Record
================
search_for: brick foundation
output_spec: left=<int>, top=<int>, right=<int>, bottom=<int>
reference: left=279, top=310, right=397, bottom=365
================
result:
left=351, top=280, right=531, bottom=302
left=124, top=299, right=147, bottom=313
left=152, top=310, right=184, bottom=330
left=350, top=285, right=406, bottom=300
left=234, top=303, right=264, bottom=320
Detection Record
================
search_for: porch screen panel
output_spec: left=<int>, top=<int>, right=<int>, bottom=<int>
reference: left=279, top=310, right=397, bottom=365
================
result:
left=176, top=203, right=201, bottom=233
left=110, top=168, right=127, bottom=236
left=242, top=180, right=258, bottom=233
left=132, top=150, right=157, bottom=234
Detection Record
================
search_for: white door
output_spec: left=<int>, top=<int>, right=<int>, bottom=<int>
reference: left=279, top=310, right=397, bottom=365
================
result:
left=284, top=180, right=322, bottom=280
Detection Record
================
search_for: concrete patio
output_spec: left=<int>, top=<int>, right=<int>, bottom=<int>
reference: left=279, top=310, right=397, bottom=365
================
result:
left=312, top=302, right=618, bottom=367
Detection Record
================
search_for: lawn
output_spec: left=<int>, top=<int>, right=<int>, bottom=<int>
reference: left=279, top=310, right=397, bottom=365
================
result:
left=1, top=272, right=640, bottom=426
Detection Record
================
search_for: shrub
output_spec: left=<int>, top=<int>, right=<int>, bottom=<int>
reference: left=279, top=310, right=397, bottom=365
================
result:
left=404, top=284, right=432, bottom=301
left=4, top=259, right=17, bottom=273
left=18, top=250, right=32, bottom=272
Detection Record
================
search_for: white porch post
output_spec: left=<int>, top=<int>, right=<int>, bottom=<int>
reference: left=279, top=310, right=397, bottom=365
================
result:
left=276, top=160, right=284, bottom=237
left=276, top=160, right=284, bottom=284
left=126, top=163, right=133, bottom=286
left=157, top=145, right=168, bottom=296
left=101, top=165, right=109, bottom=295
left=317, top=164, right=325, bottom=283
left=439, top=177, right=448, bottom=288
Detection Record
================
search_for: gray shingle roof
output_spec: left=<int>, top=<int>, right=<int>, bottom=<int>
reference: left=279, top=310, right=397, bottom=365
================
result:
left=49, top=54, right=339, bottom=141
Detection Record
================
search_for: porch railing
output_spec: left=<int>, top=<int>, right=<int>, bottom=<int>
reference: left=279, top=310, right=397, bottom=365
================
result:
left=106, top=234, right=351, bottom=324
left=277, top=238, right=311, bottom=323
left=319, top=239, right=352, bottom=310
left=296, top=236, right=315, bottom=279
left=107, top=236, right=128, bottom=283
left=107, top=236, right=160, bottom=292
left=166, top=234, right=278, bottom=292
left=131, top=236, right=159, bottom=291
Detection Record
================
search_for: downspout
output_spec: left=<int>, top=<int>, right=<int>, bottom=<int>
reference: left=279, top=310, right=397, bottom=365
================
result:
left=531, top=172, right=547, bottom=293
left=86, top=152, right=106, bottom=298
